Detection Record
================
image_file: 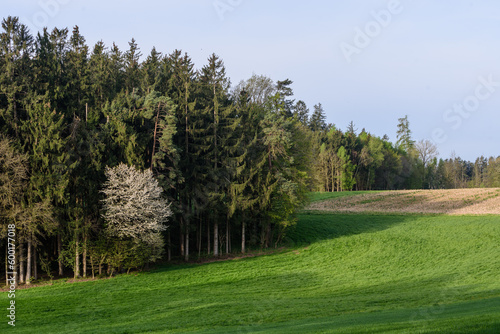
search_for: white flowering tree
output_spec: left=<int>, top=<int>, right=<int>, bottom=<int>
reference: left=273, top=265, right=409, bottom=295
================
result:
left=101, top=164, right=171, bottom=267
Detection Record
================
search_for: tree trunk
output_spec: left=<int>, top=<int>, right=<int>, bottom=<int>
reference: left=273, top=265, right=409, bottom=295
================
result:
left=150, top=102, right=161, bottom=170
left=214, top=222, right=219, bottom=257
left=58, top=233, right=63, bottom=276
left=83, top=234, right=87, bottom=278
left=226, top=217, right=229, bottom=254
left=5, top=247, right=7, bottom=286
left=180, top=228, right=185, bottom=258
left=198, top=219, right=202, bottom=258
left=74, top=232, right=80, bottom=279
left=265, top=223, right=272, bottom=249
left=15, top=250, right=19, bottom=285
left=228, top=221, right=232, bottom=253
left=26, top=238, right=32, bottom=284
left=90, top=255, right=95, bottom=279
left=207, top=220, right=211, bottom=255
left=185, top=220, right=190, bottom=262
left=241, top=220, right=246, bottom=254
left=19, top=243, right=25, bottom=284
left=33, top=246, right=38, bottom=281
left=167, top=230, right=171, bottom=262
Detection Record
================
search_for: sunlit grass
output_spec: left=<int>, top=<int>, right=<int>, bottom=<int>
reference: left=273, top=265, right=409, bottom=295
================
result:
left=5, top=211, right=500, bottom=333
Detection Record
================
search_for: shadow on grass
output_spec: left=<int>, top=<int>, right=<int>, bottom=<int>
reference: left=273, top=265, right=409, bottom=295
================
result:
left=197, top=295, right=500, bottom=334
left=284, top=212, right=418, bottom=246
left=150, top=212, right=417, bottom=274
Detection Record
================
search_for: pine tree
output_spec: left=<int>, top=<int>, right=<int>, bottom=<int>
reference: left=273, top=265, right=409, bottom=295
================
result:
left=86, top=41, right=114, bottom=118
left=33, top=27, right=69, bottom=114
left=109, top=43, right=124, bottom=96
left=66, top=26, right=89, bottom=120
left=19, top=95, right=66, bottom=281
left=199, top=53, right=242, bottom=256
left=141, top=47, right=163, bottom=94
left=396, top=115, right=414, bottom=152
left=276, top=79, right=294, bottom=117
left=293, top=100, right=309, bottom=125
left=0, top=16, right=34, bottom=137
left=166, top=50, right=198, bottom=260
left=124, top=38, right=142, bottom=95
left=309, top=103, right=327, bottom=132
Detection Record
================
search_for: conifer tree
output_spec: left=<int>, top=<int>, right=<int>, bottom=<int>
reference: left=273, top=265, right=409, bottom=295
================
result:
left=124, top=38, right=142, bottom=94
left=166, top=50, right=199, bottom=260
left=0, top=16, right=34, bottom=137
left=293, top=100, right=309, bottom=125
left=396, top=115, right=414, bottom=152
left=88, top=41, right=112, bottom=113
left=309, top=103, right=327, bottom=132
left=66, top=26, right=89, bottom=120
left=19, top=95, right=67, bottom=281
left=141, top=47, right=163, bottom=94
left=199, top=54, right=241, bottom=255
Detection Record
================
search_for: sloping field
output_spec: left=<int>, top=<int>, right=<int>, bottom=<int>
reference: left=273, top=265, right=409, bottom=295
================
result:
left=4, top=212, right=500, bottom=333
left=307, top=188, right=500, bottom=215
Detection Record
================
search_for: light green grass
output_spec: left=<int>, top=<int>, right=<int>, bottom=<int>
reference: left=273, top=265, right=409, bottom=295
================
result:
left=3, top=213, right=500, bottom=333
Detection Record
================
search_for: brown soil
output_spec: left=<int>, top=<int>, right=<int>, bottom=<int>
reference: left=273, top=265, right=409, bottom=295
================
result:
left=307, top=188, right=500, bottom=215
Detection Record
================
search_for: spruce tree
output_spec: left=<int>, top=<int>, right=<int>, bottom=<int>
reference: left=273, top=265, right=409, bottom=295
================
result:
left=124, top=38, right=142, bottom=94
left=0, top=16, right=34, bottom=137
left=309, top=103, right=327, bottom=132
left=141, top=47, right=163, bottom=94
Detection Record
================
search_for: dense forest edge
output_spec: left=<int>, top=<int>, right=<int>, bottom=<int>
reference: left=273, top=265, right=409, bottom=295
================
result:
left=1, top=16, right=499, bottom=285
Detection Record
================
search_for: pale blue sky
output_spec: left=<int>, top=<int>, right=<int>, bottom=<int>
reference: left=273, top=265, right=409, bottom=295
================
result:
left=5, top=0, right=500, bottom=161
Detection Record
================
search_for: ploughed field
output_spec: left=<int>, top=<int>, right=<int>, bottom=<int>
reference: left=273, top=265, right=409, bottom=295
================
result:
left=308, top=188, right=500, bottom=215
left=4, top=191, right=500, bottom=333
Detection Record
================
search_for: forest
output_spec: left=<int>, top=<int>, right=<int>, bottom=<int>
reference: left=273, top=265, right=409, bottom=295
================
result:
left=1, top=16, right=499, bottom=284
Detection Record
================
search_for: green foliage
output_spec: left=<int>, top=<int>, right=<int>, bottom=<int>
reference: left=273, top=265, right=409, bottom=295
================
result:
left=0, top=15, right=499, bottom=283
left=309, top=103, right=327, bottom=132
left=0, top=135, right=28, bottom=235
left=337, top=146, right=356, bottom=191
left=396, top=115, right=415, bottom=151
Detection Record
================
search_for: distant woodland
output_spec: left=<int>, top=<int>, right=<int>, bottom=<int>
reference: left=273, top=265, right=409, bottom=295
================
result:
left=1, top=17, right=499, bottom=284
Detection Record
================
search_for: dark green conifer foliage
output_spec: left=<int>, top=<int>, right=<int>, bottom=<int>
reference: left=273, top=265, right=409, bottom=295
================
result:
left=309, top=103, right=327, bottom=132
left=124, top=38, right=142, bottom=95
left=0, top=16, right=34, bottom=137
left=66, top=26, right=89, bottom=120
left=141, top=47, right=163, bottom=94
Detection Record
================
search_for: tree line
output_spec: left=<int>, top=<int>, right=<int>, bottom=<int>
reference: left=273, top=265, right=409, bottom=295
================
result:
left=1, top=17, right=499, bottom=284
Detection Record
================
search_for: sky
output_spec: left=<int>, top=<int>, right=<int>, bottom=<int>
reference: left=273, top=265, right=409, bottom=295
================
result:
left=4, top=0, right=500, bottom=161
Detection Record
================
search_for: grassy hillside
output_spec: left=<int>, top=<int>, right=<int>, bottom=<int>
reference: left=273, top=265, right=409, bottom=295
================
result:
left=4, top=204, right=500, bottom=332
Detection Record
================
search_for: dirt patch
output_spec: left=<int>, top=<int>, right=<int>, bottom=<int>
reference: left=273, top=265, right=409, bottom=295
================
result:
left=307, top=189, right=500, bottom=215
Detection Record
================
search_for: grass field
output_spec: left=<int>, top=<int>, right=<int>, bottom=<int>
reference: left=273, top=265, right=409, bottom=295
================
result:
left=3, top=192, right=500, bottom=333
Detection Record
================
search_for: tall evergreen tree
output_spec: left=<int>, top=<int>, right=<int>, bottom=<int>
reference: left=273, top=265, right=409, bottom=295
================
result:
left=309, top=103, right=327, bottom=132
left=396, top=115, right=414, bottom=152
left=124, top=38, right=142, bottom=95
left=0, top=16, right=34, bottom=137
left=141, top=47, right=163, bottom=94
left=293, top=100, right=309, bottom=125
left=66, top=26, right=89, bottom=120
left=88, top=41, right=112, bottom=114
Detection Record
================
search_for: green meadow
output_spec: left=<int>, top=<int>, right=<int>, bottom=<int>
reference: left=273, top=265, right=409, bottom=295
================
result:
left=4, top=196, right=500, bottom=333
